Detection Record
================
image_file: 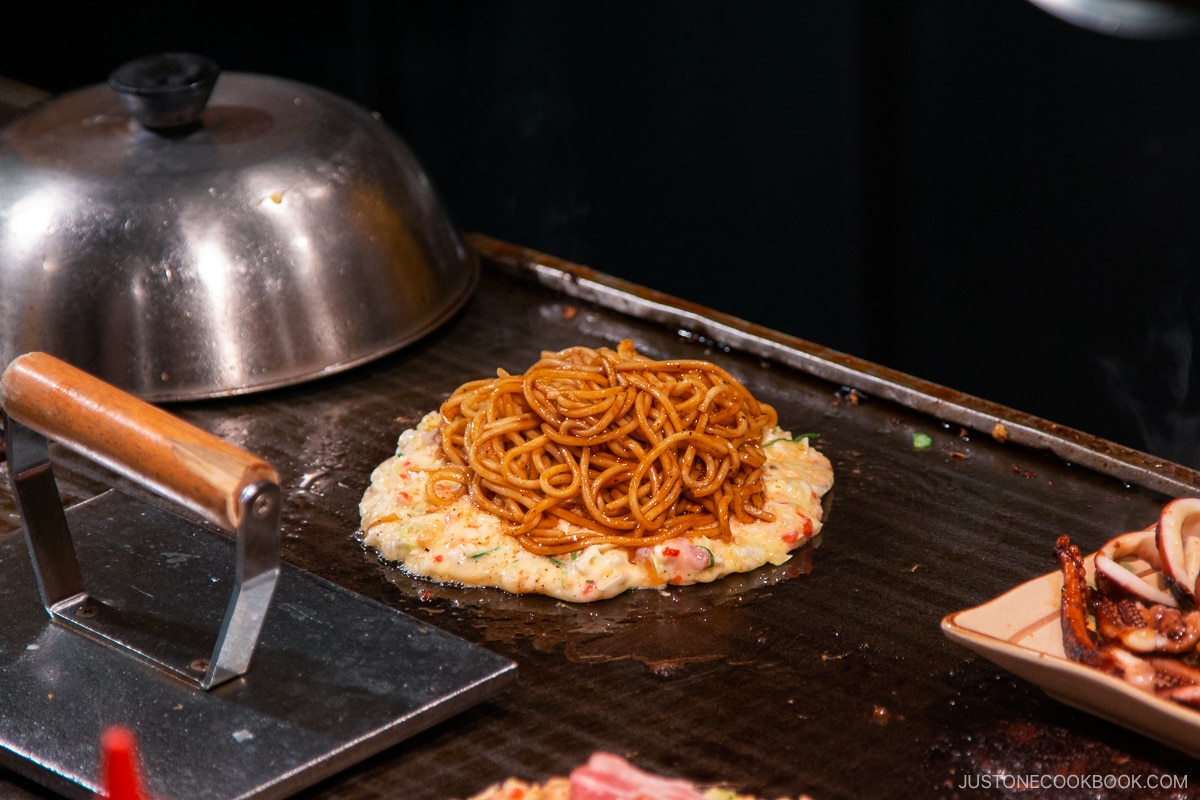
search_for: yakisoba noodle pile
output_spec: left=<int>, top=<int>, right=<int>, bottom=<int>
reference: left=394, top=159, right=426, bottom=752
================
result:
left=434, top=339, right=777, bottom=553
left=359, top=340, right=834, bottom=601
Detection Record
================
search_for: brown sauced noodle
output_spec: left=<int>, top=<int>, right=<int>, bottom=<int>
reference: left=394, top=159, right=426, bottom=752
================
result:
left=428, top=340, right=779, bottom=555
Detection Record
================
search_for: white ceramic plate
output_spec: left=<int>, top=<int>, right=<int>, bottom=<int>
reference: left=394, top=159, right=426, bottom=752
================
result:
left=941, top=553, right=1200, bottom=758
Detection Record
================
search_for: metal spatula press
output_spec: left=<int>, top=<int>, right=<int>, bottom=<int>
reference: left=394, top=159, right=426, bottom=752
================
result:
left=0, top=352, right=517, bottom=800
left=2, top=352, right=280, bottom=689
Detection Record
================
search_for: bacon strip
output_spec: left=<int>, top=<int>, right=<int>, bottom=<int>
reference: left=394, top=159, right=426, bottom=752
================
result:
left=568, top=753, right=706, bottom=800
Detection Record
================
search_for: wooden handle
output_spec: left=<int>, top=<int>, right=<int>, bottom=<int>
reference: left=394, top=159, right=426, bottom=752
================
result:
left=0, top=352, right=279, bottom=532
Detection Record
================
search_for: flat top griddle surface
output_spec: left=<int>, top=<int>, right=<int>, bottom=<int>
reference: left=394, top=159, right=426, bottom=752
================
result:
left=2, top=240, right=1196, bottom=800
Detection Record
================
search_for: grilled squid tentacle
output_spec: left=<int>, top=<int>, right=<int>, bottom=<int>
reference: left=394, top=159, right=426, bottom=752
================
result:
left=1091, top=592, right=1200, bottom=654
left=1161, top=685, right=1200, bottom=707
left=1055, top=535, right=1105, bottom=666
left=1056, top=527, right=1200, bottom=708
left=1147, top=657, right=1200, bottom=707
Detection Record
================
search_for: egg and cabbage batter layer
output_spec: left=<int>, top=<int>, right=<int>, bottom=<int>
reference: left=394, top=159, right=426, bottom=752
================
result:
left=360, top=411, right=833, bottom=602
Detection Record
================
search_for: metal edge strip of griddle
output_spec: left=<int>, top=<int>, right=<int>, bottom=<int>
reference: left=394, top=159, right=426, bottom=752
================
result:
left=468, top=233, right=1200, bottom=501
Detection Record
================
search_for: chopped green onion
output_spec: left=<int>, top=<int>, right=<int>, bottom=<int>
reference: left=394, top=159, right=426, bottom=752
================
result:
left=700, top=546, right=715, bottom=569
left=766, top=433, right=819, bottom=447
left=468, top=546, right=500, bottom=560
left=912, top=432, right=933, bottom=450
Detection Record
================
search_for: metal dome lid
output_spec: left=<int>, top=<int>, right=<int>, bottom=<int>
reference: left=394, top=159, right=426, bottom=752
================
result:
left=0, top=53, right=477, bottom=401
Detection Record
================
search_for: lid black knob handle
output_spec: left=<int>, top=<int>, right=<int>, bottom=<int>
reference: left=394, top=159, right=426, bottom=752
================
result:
left=108, top=53, right=220, bottom=131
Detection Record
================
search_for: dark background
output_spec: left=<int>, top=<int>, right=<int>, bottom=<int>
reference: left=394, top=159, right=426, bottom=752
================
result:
left=4, top=1, right=1200, bottom=467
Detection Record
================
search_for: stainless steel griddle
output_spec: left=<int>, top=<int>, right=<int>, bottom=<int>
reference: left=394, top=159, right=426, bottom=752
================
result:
left=2, top=236, right=1198, bottom=800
